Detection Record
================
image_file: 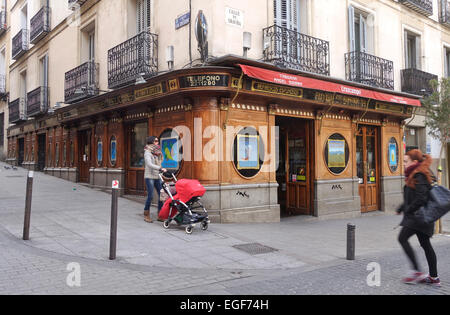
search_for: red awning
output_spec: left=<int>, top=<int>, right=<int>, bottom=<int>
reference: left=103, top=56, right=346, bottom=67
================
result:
left=238, top=64, right=421, bottom=107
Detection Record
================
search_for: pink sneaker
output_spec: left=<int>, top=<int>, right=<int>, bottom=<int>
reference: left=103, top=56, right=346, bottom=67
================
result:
left=403, top=271, right=427, bottom=284
left=419, top=276, right=441, bottom=287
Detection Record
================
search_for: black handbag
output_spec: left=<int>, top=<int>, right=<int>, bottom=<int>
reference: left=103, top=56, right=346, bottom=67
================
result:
left=415, top=185, right=450, bottom=224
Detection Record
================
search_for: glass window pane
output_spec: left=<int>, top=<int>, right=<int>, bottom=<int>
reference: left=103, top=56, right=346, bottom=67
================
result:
left=130, top=122, right=147, bottom=167
left=366, top=136, right=376, bottom=183
left=356, top=135, right=364, bottom=183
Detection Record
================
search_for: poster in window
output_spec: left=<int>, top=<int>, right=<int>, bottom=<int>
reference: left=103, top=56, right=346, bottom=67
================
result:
left=327, top=139, right=346, bottom=168
left=97, top=140, right=103, bottom=165
left=237, top=135, right=259, bottom=170
left=389, top=143, right=397, bottom=166
left=161, top=137, right=179, bottom=169
left=110, top=137, right=117, bottom=165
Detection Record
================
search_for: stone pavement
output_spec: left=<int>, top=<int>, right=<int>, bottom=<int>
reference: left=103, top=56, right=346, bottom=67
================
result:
left=1, top=162, right=450, bottom=295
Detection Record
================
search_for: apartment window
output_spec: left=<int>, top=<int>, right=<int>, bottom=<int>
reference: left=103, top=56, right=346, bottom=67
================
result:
left=0, top=112, right=4, bottom=147
left=445, top=47, right=450, bottom=77
left=40, top=54, right=48, bottom=87
left=81, top=23, right=95, bottom=63
left=20, top=70, right=27, bottom=100
left=348, top=6, right=374, bottom=53
left=137, top=0, right=151, bottom=33
left=274, top=0, right=300, bottom=32
left=0, top=48, right=5, bottom=93
left=405, top=31, right=421, bottom=69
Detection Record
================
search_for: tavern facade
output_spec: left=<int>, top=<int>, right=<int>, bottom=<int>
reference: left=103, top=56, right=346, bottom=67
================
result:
left=4, top=0, right=450, bottom=222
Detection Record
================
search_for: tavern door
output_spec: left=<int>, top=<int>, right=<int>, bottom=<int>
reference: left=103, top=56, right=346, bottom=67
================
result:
left=356, top=125, right=380, bottom=212
left=78, top=130, right=91, bottom=183
left=282, top=118, right=312, bottom=215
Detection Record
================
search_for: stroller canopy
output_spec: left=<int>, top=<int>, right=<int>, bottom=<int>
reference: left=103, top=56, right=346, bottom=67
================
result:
left=175, top=179, right=206, bottom=203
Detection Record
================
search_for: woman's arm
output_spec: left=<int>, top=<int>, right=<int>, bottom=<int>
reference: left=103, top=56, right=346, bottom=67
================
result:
left=144, top=151, right=162, bottom=171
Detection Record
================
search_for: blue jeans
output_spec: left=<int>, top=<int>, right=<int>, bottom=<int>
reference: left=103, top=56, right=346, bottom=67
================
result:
left=144, top=178, right=163, bottom=213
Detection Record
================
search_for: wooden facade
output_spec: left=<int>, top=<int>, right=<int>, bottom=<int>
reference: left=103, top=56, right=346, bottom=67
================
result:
left=6, top=61, right=416, bottom=223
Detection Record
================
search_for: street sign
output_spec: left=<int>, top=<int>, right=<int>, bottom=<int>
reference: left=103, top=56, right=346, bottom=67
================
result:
left=112, top=180, right=119, bottom=189
left=175, top=12, right=190, bottom=30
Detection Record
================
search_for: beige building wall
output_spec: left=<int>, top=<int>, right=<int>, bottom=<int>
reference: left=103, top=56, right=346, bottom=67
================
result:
left=0, top=0, right=10, bottom=158
left=3, top=0, right=450, bottom=160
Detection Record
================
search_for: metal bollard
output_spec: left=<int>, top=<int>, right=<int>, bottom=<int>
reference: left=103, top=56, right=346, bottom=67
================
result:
left=109, top=188, right=119, bottom=260
left=23, top=171, right=34, bottom=241
left=346, top=223, right=356, bottom=260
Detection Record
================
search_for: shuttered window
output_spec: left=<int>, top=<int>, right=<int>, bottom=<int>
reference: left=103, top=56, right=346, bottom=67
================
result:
left=137, top=0, right=151, bottom=33
left=404, top=31, right=421, bottom=70
left=274, top=0, right=300, bottom=31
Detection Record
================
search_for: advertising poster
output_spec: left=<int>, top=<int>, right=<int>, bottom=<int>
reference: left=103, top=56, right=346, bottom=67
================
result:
left=237, top=135, right=259, bottom=170
left=327, top=139, right=346, bottom=168
left=389, top=143, right=397, bottom=166
left=110, top=140, right=117, bottom=163
left=161, top=137, right=179, bottom=169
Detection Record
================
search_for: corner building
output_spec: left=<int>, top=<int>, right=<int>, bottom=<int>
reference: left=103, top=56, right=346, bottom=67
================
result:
left=6, top=0, right=448, bottom=223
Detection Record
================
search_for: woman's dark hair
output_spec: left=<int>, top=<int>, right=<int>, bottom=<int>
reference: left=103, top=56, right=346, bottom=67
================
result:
left=147, top=136, right=157, bottom=145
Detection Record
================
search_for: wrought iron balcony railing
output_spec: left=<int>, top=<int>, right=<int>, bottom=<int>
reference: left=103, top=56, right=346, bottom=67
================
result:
left=108, top=31, right=159, bottom=89
left=9, top=98, right=27, bottom=123
left=399, top=0, right=433, bottom=16
left=345, top=51, right=394, bottom=90
left=263, top=25, right=330, bottom=76
left=0, top=75, right=5, bottom=96
left=12, top=29, right=29, bottom=60
left=30, top=6, right=51, bottom=44
left=27, top=86, right=49, bottom=117
left=68, top=0, right=88, bottom=10
left=0, top=11, right=7, bottom=37
left=401, top=68, right=438, bottom=97
left=65, top=61, right=99, bottom=104
left=439, top=0, right=450, bottom=27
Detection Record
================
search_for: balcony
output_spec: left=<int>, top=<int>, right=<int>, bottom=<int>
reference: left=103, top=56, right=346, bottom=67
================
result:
left=12, top=29, right=29, bottom=60
left=65, top=61, right=99, bottom=104
left=69, top=0, right=89, bottom=10
left=30, top=6, right=51, bottom=44
left=0, top=11, right=6, bottom=37
left=345, top=51, right=394, bottom=90
left=439, top=0, right=450, bottom=27
left=9, top=98, right=27, bottom=124
left=263, top=25, right=330, bottom=76
left=108, top=31, right=159, bottom=89
left=27, top=87, right=49, bottom=117
left=401, top=68, right=438, bottom=97
left=399, top=0, right=433, bottom=16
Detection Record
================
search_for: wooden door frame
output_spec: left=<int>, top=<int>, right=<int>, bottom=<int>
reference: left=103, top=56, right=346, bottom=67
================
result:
left=77, top=129, right=91, bottom=183
left=281, top=117, right=314, bottom=216
left=357, top=125, right=381, bottom=213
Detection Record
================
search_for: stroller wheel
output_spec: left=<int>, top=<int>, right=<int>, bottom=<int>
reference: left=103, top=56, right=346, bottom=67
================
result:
left=163, top=220, right=170, bottom=229
left=201, top=221, right=208, bottom=231
left=185, top=225, right=193, bottom=234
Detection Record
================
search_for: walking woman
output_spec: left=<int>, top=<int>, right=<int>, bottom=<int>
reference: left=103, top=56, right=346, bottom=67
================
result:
left=397, top=149, right=440, bottom=287
left=143, top=136, right=166, bottom=223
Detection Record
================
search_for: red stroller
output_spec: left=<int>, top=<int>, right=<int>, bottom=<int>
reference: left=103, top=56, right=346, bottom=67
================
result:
left=158, top=172, right=209, bottom=234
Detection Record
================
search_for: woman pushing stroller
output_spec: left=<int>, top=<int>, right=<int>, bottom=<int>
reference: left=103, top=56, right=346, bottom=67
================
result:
left=143, top=136, right=166, bottom=223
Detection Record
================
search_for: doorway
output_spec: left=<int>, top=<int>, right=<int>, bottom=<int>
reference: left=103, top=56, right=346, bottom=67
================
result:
left=37, top=134, right=46, bottom=171
left=125, top=121, right=148, bottom=195
left=78, top=130, right=91, bottom=183
left=276, top=116, right=314, bottom=216
left=18, top=138, right=24, bottom=166
left=356, top=125, right=380, bottom=212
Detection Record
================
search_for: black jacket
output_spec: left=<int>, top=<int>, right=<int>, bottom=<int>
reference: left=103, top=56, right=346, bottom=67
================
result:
left=397, top=172, right=434, bottom=237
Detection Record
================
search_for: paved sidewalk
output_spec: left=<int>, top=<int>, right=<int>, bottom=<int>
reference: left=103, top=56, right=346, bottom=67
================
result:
left=1, top=162, right=449, bottom=272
